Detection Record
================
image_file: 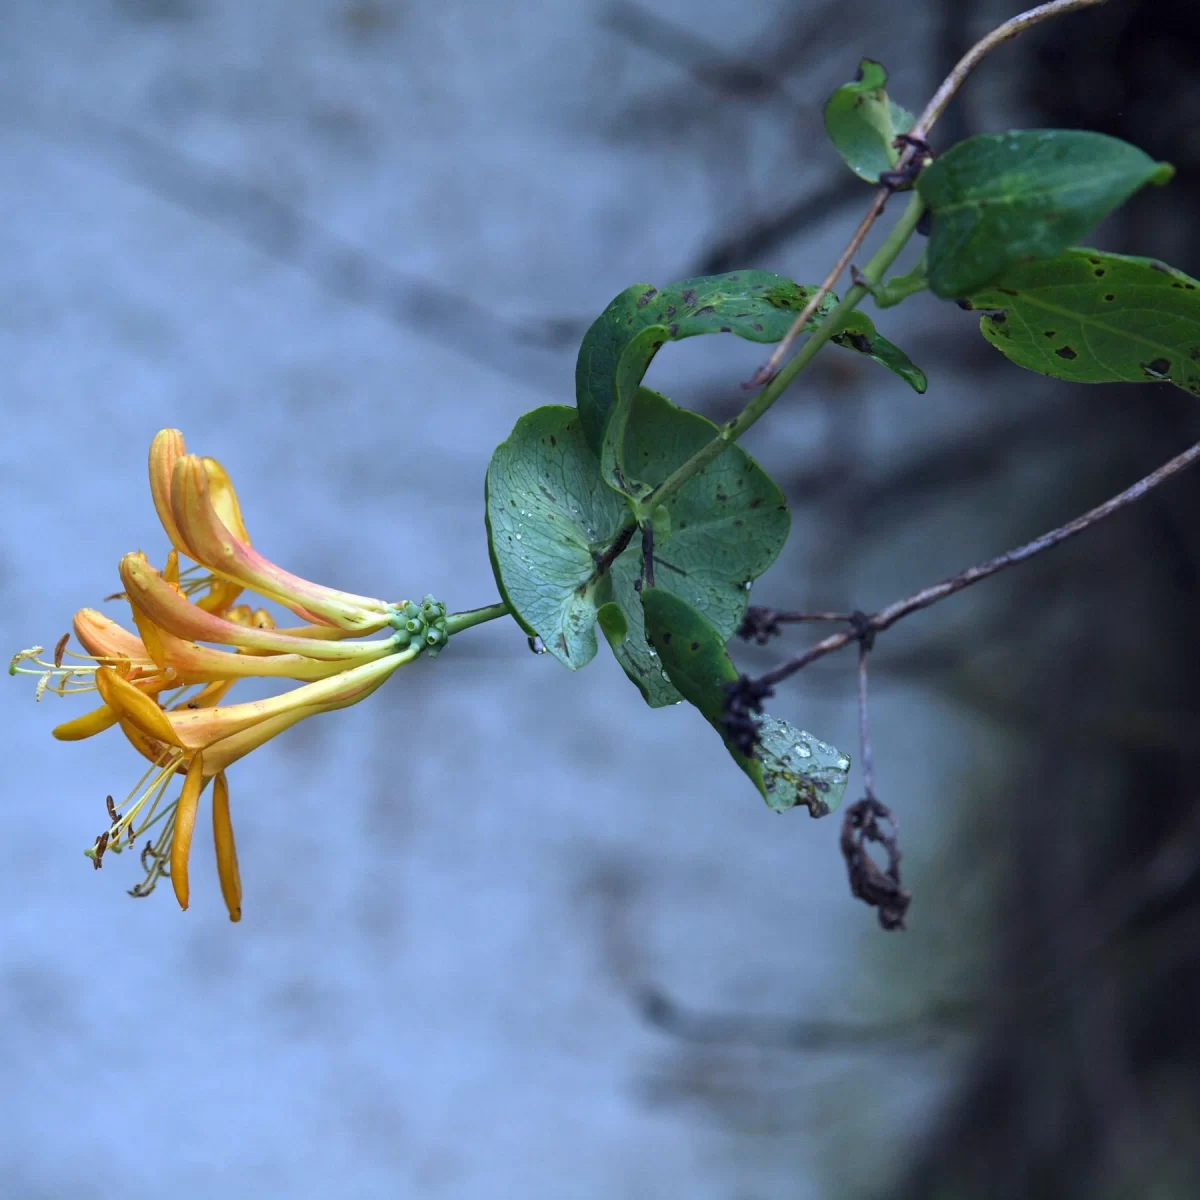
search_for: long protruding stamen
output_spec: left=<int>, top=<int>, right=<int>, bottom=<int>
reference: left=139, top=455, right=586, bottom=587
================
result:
left=86, top=751, right=185, bottom=866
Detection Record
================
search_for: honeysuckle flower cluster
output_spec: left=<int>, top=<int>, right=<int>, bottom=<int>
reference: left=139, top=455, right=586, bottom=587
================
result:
left=11, top=430, right=448, bottom=921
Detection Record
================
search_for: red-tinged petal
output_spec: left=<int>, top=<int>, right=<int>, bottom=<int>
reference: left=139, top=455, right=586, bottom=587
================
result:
left=148, top=430, right=188, bottom=553
left=121, top=553, right=394, bottom=660
left=52, top=705, right=119, bottom=741
left=73, top=609, right=149, bottom=662
left=170, top=753, right=205, bottom=912
left=169, top=454, right=389, bottom=631
left=95, top=666, right=184, bottom=748
left=211, top=771, right=242, bottom=922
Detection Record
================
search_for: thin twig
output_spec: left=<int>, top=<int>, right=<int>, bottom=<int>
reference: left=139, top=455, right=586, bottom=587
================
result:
left=912, top=0, right=1110, bottom=140
left=760, top=437, right=1200, bottom=688
left=749, top=0, right=1110, bottom=387
left=857, top=633, right=876, bottom=800
left=752, top=195, right=887, bottom=386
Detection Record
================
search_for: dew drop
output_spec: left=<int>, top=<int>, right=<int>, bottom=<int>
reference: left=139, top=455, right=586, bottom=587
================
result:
left=795, top=741, right=813, bottom=759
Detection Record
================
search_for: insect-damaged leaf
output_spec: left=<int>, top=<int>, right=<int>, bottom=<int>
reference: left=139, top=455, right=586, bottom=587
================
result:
left=642, top=589, right=850, bottom=814
left=607, top=388, right=789, bottom=706
left=576, top=270, right=925, bottom=497
left=964, top=249, right=1200, bottom=397
left=918, top=130, right=1174, bottom=297
left=485, top=405, right=625, bottom=670
left=823, top=58, right=916, bottom=183
left=485, top=393, right=789, bottom=703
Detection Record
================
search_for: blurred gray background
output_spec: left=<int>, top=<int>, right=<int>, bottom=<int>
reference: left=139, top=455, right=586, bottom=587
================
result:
left=3, top=1, right=1198, bottom=1197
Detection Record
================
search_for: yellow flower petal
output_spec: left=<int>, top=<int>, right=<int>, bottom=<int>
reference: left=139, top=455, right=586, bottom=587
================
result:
left=211, top=771, right=242, bottom=922
left=52, top=704, right=119, bottom=741
left=170, top=752, right=205, bottom=912
left=129, top=605, right=167, bottom=670
left=165, top=650, right=413, bottom=750
left=169, top=454, right=389, bottom=631
left=95, top=666, right=184, bottom=748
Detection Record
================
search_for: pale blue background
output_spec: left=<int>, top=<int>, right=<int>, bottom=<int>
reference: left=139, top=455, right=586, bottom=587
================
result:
left=0, top=2, right=1008, bottom=1195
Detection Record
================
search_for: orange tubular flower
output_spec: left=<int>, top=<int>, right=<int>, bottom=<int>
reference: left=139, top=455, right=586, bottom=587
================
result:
left=11, top=429, right=448, bottom=921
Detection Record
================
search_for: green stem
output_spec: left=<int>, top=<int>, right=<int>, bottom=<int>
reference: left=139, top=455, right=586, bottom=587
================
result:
left=446, top=601, right=511, bottom=636
left=645, top=191, right=927, bottom=512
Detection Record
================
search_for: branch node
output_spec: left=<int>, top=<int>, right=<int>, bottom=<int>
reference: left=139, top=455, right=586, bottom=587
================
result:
left=849, top=609, right=876, bottom=651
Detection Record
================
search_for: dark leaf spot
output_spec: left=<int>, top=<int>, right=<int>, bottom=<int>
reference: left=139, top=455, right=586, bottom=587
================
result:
left=752, top=323, right=764, bottom=332
left=668, top=323, right=678, bottom=337
left=1043, top=330, right=1057, bottom=338
left=720, top=325, right=731, bottom=332
left=695, top=304, right=716, bottom=316
left=750, top=498, right=762, bottom=508
left=690, top=642, right=700, bottom=652
left=1055, top=346, right=1077, bottom=360
left=636, top=287, right=657, bottom=308
left=681, top=289, right=697, bottom=306
left=1093, top=268, right=1105, bottom=277
left=665, top=305, right=676, bottom=318
left=1143, top=358, right=1171, bottom=378
left=549, top=435, right=557, bottom=446
left=662, top=632, right=672, bottom=645
left=955, top=299, right=976, bottom=311
left=996, top=287, right=1019, bottom=296
left=1104, top=294, right=1115, bottom=302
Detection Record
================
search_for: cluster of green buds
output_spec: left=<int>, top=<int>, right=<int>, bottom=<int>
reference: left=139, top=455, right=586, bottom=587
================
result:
left=391, top=595, right=449, bottom=656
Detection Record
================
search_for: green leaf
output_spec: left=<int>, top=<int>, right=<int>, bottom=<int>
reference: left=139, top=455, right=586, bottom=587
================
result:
left=596, top=602, right=628, bottom=649
left=642, top=589, right=850, bottom=815
left=917, top=130, right=1174, bottom=298
left=606, top=388, right=790, bottom=706
left=484, top=392, right=790, bottom=703
left=576, top=271, right=926, bottom=496
left=835, top=311, right=928, bottom=392
left=964, top=249, right=1200, bottom=397
left=823, top=58, right=915, bottom=183
left=484, top=405, right=625, bottom=670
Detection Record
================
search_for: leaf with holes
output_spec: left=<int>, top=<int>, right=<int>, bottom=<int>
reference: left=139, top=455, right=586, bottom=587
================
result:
left=485, top=405, right=626, bottom=670
left=963, top=249, right=1200, bottom=397
left=918, top=130, right=1174, bottom=297
left=603, top=388, right=789, bottom=706
left=576, top=271, right=925, bottom=497
left=485, top=392, right=790, bottom=698
left=642, top=589, right=850, bottom=814
left=823, top=58, right=915, bottom=183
